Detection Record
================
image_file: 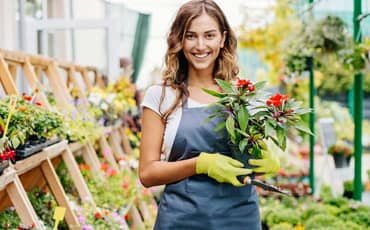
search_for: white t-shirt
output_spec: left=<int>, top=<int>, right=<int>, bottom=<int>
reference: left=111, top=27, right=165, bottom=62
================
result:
left=141, top=85, right=205, bottom=160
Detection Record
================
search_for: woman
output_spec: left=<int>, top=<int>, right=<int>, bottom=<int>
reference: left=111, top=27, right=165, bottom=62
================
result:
left=140, top=1, right=279, bottom=229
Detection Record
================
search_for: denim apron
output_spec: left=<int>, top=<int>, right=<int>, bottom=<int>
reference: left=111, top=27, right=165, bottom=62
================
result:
left=154, top=99, right=261, bottom=230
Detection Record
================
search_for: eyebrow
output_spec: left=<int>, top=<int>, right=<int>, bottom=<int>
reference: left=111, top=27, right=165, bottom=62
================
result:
left=186, top=29, right=217, bottom=33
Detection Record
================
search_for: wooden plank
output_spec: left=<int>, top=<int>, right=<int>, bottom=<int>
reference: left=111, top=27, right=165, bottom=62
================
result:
left=138, top=200, right=151, bottom=222
left=43, top=140, right=67, bottom=159
left=68, top=141, right=84, bottom=152
left=14, top=151, right=48, bottom=175
left=81, top=69, right=93, bottom=91
left=18, top=166, right=46, bottom=193
left=128, top=205, right=145, bottom=230
left=108, top=129, right=125, bottom=159
left=119, top=127, right=133, bottom=155
left=7, top=174, right=43, bottom=229
left=0, top=168, right=16, bottom=190
left=60, top=144, right=97, bottom=208
left=82, top=143, right=104, bottom=180
left=34, top=66, right=42, bottom=82
left=44, top=61, right=72, bottom=108
left=0, top=55, right=18, bottom=95
left=22, top=58, right=52, bottom=110
left=67, top=67, right=88, bottom=102
left=98, top=137, right=119, bottom=171
left=8, top=63, right=17, bottom=82
left=0, top=48, right=27, bottom=64
left=41, top=159, right=80, bottom=229
left=94, top=71, right=106, bottom=88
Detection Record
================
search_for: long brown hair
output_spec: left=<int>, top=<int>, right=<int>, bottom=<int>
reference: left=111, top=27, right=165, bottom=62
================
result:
left=159, top=0, right=239, bottom=122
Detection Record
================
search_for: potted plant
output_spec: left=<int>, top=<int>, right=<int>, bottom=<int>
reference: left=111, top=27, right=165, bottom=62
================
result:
left=328, top=141, right=353, bottom=168
left=343, top=180, right=353, bottom=199
left=203, top=78, right=311, bottom=183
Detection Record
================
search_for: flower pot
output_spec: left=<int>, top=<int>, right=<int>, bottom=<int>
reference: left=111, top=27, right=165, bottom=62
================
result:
left=0, top=160, right=9, bottom=176
left=333, top=155, right=349, bottom=168
left=228, top=143, right=257, bottom=183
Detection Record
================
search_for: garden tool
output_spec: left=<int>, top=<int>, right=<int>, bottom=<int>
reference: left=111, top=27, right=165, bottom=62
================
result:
left=242, top=176, right=290, bottom=195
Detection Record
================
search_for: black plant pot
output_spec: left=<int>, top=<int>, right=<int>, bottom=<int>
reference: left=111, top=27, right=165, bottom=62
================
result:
left=0, top=160, right=9, bottom=176
left=333, top=155, right=350, bottom=168
left=228, top=143, right=257, bottom=183
left=343, top=190, right=353, bottom=199
left=15, top=139, right=45, bottom=161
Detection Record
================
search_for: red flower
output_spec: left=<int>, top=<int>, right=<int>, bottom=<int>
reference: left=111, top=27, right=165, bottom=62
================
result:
left=122, top=181, right=130, bottom=190
left=35, top=101, right=42, bottom=106
left=236, top=79, right=251, bottom=88
left=248, top=84, right=255, bottom=92
left=125, top=214, right=130, bottom=220
left=23, top=95, right=32, bottom=101
left=266, top=93, right=289, bottom=107
left=94, top=212, right=102, bottom=219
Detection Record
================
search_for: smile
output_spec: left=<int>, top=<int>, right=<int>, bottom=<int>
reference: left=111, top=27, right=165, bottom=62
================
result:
left=192, top=53, right=211, bottom=59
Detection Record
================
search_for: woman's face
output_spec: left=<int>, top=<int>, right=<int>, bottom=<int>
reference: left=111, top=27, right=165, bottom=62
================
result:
left=182, top=13, right=225, bottom=73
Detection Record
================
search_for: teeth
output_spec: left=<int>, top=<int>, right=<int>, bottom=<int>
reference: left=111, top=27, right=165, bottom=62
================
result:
left=194, top=53, right=209, bottom=58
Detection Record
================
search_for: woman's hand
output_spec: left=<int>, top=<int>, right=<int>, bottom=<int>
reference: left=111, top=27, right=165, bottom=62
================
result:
left=196, top=152, right=252, bottom=187
left=248, top=149, right=280, bottom=175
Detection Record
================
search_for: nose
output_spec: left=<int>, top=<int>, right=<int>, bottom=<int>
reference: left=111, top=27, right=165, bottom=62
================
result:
left=195, top=37, right=206, bottom=50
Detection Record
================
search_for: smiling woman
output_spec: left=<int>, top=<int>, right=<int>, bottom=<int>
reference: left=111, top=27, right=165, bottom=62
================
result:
left=139, top=0, right=267, bottom=229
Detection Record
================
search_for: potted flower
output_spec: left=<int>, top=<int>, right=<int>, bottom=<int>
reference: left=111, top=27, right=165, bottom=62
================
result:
left=328, top=141, right=353, bottom=168
left=203, top=78, right=311, bottom=179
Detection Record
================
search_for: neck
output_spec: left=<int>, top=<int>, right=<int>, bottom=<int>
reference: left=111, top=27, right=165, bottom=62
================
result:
left=187, top=68, right=215, bottom=88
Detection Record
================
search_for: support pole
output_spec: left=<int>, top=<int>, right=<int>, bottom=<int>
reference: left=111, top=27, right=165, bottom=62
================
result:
left=353, top=0, right=362, bottom=201
left=308, top=0, right=315, bottom=195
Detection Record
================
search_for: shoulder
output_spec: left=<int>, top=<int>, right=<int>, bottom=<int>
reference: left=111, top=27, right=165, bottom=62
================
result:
left=141, top=84, right=177, bottom=115
left=143, top=84, right=176, bottom=100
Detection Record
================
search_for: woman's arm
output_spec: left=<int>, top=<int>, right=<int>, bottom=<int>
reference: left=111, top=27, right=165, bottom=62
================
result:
left=139, top=107, right=197, bottom=187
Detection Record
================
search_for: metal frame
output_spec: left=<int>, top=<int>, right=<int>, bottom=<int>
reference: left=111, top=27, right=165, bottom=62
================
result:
left=23, top=18, right=120, bottom=81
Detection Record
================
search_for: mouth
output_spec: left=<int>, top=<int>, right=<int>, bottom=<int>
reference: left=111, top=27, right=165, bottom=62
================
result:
left=192, top=52, right=211, bottom=59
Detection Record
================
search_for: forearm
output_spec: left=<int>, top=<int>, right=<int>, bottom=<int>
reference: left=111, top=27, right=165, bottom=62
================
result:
left=139, top=157, right=197, bottom=187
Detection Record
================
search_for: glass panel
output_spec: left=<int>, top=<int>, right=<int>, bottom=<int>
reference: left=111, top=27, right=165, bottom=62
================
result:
left=73, top=28, right=107, bottom=73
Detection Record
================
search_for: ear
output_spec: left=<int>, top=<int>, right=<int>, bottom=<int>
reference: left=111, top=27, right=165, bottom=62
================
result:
left=220, top=31, right=227, bottom=48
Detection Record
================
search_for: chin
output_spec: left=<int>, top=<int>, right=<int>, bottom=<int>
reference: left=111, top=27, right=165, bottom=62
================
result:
left=190, top=62, right=214, bottom=71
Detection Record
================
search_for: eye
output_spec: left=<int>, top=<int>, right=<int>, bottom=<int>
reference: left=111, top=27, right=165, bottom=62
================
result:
left=206, top=33, right=216, bottom=39
left=185, top=33, right=195, bottom=40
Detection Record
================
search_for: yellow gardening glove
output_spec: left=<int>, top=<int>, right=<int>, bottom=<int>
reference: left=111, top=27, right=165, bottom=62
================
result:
left=196, top=152, right=252, bottom=187
left=248, top=149, right=280, bottom=175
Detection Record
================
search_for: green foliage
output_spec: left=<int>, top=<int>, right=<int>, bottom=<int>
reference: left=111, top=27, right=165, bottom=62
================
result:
left=0, top=96, right=67, bottom=150
left=203, top=78, right=311, bottom=157
left=266, top=209, right=301, bottom=227
left=0, top=207, right=22, bottom=229
left=270, top=222, right=294, bottom=230
left=304, top=214, right=345, bottom=230
left=28, top=187, right=68, bottom=229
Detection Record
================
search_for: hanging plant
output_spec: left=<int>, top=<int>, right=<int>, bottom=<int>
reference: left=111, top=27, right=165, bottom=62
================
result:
left=304, top=15, right=349, bottom=53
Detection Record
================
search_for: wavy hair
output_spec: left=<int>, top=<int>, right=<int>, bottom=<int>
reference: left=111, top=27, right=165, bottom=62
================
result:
left=159, top=0, right=239, bottom=122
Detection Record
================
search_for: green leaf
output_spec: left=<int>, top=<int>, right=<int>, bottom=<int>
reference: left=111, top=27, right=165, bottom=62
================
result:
left=214, top=121, right=226, bottom=132
left=202, top=88, right=225, bottom=98
left=295, top=119, right=314, bottom=135
left=276, top=127, right=286, bottom=150
left=11, top=136, right=20, bottom=149
left=235, top=128, right=250, bottom=138
left=239, top=138, right=249, bottom=153
left=265, top=121, right=274, bottom=137
left=215, top=79, right=234, bottom=93
left=253, top=81, right=266, bottom=90
left=225, top=116, right=236, bottom=141
left=237, top=106, right=248, bottom=132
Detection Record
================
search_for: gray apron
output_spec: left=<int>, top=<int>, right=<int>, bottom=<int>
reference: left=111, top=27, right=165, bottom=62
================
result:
left=154, top=99, right=261, bottom=230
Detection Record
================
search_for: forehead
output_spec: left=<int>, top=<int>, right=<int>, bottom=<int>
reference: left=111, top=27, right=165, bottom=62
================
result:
left=187, top=13, right=220, bottom=32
